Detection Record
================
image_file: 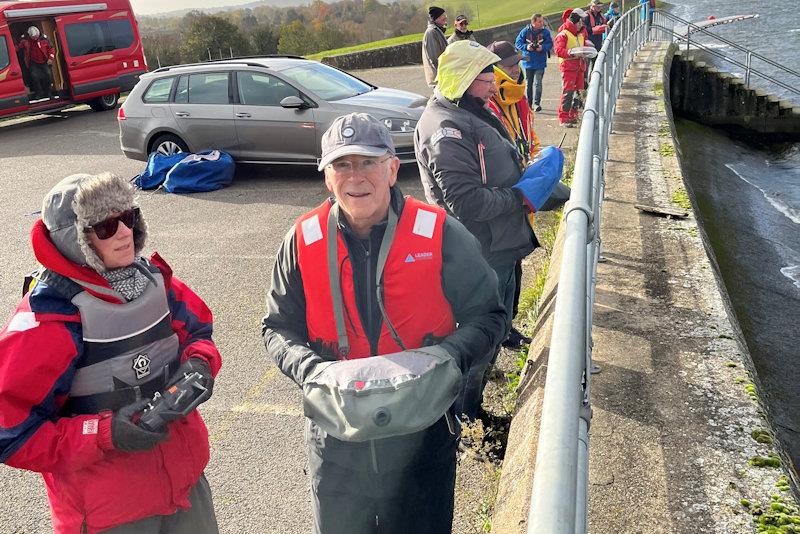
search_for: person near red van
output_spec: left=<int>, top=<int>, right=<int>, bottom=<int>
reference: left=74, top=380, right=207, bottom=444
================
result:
left=16, top=26, right=54, bottom=99
left=554, top=8, right=588, bottom=126
left=0, top=173, right=221, bottom=533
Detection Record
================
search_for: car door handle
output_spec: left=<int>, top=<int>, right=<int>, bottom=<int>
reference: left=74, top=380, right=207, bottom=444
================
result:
left=175, top=111, right=190, bottom=117
left=235, top=112, right=251, bottom=118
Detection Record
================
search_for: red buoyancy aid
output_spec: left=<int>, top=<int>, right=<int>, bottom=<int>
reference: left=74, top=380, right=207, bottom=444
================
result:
left=295, top=196, right=456, bottom=359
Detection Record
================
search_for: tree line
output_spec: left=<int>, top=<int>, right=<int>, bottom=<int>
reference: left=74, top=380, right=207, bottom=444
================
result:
left=138, top=0, right=477, bottom=67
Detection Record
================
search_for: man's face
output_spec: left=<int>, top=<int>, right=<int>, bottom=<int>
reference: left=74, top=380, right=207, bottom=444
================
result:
left=532, top=17, right=544, bottom=29
left=466, top=73, right=497, bottom=103
left=324, top=154, right=399, bottom=235
left=575, top=18, right=585, bottom=31
left=591, top=3, right=600, bottom=12
left=455, top=18, right=468, bottom=31
left=501, top=63, right=521, bottom=81
left=435, top=13, right=448, bottom=27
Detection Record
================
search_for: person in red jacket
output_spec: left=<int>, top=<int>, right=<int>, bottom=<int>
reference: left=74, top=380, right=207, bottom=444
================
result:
left=0, top=173, right=221, bottom=533
left=554, top=8, right=588, bottom=126
left=16, top=26, right=55, bottom=99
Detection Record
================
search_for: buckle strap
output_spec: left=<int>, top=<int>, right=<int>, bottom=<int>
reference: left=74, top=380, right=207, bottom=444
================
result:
left=65, top=359, right=179, bottom=415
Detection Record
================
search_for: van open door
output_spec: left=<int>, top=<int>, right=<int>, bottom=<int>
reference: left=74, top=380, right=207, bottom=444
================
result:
left=55, top=10, right=119, bottom=101
left=0, top=27, right=29, bottom=115
left=41, top=19, right=67, bottom=95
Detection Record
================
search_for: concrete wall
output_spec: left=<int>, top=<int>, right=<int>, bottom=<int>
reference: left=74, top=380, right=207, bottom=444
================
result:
left=320, top=14, right=563, bottom=71
left=669, top=50, right=800, bottom=140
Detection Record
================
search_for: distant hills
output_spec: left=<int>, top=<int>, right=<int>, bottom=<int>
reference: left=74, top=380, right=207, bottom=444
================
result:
left=139, top=0, right=311, bottom=17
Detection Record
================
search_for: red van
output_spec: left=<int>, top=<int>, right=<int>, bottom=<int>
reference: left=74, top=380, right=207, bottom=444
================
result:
left=0, top=0, right=146, bottom=119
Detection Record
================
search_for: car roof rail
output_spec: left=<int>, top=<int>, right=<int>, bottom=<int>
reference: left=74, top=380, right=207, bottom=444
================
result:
left=151, top=55, right=307, bottom=74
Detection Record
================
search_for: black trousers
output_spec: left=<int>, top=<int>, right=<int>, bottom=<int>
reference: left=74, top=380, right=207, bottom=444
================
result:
left=28, top=62, right=52, bottom=99
left=98, top=474, right=219, bottom=534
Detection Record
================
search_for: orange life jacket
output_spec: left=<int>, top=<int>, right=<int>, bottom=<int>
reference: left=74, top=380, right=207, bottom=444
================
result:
left=295, top=197, right=456, bottom=359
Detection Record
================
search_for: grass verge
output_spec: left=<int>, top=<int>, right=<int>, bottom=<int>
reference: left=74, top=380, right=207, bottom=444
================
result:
left=308, top=0, right=586, bottom=60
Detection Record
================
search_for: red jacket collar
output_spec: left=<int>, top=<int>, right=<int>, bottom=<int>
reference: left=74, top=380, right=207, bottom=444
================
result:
left=30, top=219, right=124, bottom=303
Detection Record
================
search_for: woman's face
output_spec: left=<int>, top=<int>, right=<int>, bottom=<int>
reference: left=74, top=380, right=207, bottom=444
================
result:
left=88, top=211, right=136, bottom=269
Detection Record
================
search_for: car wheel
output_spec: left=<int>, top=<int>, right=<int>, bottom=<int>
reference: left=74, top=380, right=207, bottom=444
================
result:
left=89, top=93, right=119, bottom=111
left=150, top=134, right=189, bottom=156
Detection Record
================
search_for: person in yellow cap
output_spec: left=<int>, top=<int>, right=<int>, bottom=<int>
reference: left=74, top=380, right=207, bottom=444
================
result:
left=414, top=39, right=540, bottom=419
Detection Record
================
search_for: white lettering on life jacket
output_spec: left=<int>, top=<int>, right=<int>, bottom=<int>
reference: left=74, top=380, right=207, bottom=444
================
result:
left=301, top=215, right=323, bottom=245
left=412, top=209, right=437, bottom=239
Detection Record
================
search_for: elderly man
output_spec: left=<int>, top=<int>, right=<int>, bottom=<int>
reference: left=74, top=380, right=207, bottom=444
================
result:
left=414, top=40, right=541, bottom=418
left=422, top=6, right=448, bottom=86
left=16, top=26, right=54, bottom=100
left=262, top=112, right=506, bottom=534
left=448, top=14, right=476, bottom=44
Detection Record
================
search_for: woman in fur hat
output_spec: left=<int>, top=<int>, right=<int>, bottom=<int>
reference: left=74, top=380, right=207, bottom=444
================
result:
left=0, top=173, right=221, bottom=533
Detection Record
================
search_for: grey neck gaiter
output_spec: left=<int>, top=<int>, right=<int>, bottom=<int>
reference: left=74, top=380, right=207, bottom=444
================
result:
left=102, top=264, right=149, bottom=301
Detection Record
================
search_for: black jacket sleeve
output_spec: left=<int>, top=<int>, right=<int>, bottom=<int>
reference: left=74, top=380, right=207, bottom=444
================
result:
left=437, top=216, right=508, bottom=367
left=261, top=226, right=325, bottom=387
left=424, top=131, right=523, bottom=223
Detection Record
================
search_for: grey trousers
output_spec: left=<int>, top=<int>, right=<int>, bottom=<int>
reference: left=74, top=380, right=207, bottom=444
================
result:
left=98, top=474, right=219, bottom=534
left=308, top=442, right=457, bottom=534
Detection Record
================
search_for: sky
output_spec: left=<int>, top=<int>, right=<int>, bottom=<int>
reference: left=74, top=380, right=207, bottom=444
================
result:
left=130, top=0, right=303, bottom=16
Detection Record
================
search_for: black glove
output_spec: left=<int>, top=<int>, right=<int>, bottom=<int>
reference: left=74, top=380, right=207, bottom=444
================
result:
left=167, top=357, right=214, bottom=402
left=111, top=399, right=167, bottom=452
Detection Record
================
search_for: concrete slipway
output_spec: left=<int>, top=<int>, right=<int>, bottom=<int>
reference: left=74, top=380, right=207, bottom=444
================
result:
left=493, top=42, right=800, bottom=533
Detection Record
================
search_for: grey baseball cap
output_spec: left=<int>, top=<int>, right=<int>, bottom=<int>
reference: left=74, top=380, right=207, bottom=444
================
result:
left=318, top=113, right=395, bottom=171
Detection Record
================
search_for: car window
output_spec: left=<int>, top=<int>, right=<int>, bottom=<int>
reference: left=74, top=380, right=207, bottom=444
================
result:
left=174, top=75, right=188, bottom=104
left=0, top=35, right=10, bottom=71
left=278, top=62, right=372, bottom=101
left=64, top=20, right=134, bottom=56
left=186, top=73, right=230, bottom=105
left=237, top=72, right=300, bottom=106
left=143, top=77, right=175, bottom=103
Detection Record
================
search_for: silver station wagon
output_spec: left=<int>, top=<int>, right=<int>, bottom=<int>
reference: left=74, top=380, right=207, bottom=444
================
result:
left=118, top=56, right=427, bottom=165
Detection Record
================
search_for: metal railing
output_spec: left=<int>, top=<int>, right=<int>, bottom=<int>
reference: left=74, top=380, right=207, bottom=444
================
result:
left=650, top=10, right=800, bottom=98
left=526, top=5, right=800, bottom=531
left=526, top=5, right=651, bottom=533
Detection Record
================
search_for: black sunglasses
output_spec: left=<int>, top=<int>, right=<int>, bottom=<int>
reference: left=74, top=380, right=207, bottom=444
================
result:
left=88, top=208, right=140, bottom=240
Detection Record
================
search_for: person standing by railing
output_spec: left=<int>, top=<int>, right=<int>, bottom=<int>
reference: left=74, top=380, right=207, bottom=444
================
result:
left=554, top=9, right=588, bottom=127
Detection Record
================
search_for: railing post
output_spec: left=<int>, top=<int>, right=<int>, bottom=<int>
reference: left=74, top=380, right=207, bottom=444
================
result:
left=745, top=52, right=752, bottom=88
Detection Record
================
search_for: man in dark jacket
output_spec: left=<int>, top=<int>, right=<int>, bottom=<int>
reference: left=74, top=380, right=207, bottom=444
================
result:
left=584, top=0, right=608, bottom=50
left=515, top=13, right=553, bottom=111
left=414, top=40, right=539, bottom=418
left=422, top=6, right=448, bottom=86
left=262, top=113, right=506, bottom=534
left=448, top=15, right=476, bottom=44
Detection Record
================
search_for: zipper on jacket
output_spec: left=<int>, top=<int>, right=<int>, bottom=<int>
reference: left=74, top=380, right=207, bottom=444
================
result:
left=370, top=439, right=379, bottom=473
left=363, top=241, right=380, bottom=356
left=478, top=142, right=487, bottom=184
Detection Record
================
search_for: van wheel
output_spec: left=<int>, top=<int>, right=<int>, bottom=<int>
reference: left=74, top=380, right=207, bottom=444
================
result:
left=150, top=134, right=189, bottom=156
left=90, top=93, right=119, bottom=111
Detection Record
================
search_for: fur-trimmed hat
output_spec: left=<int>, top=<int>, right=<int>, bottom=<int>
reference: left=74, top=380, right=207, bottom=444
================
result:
left=41, top=173, right=147, bottom=272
